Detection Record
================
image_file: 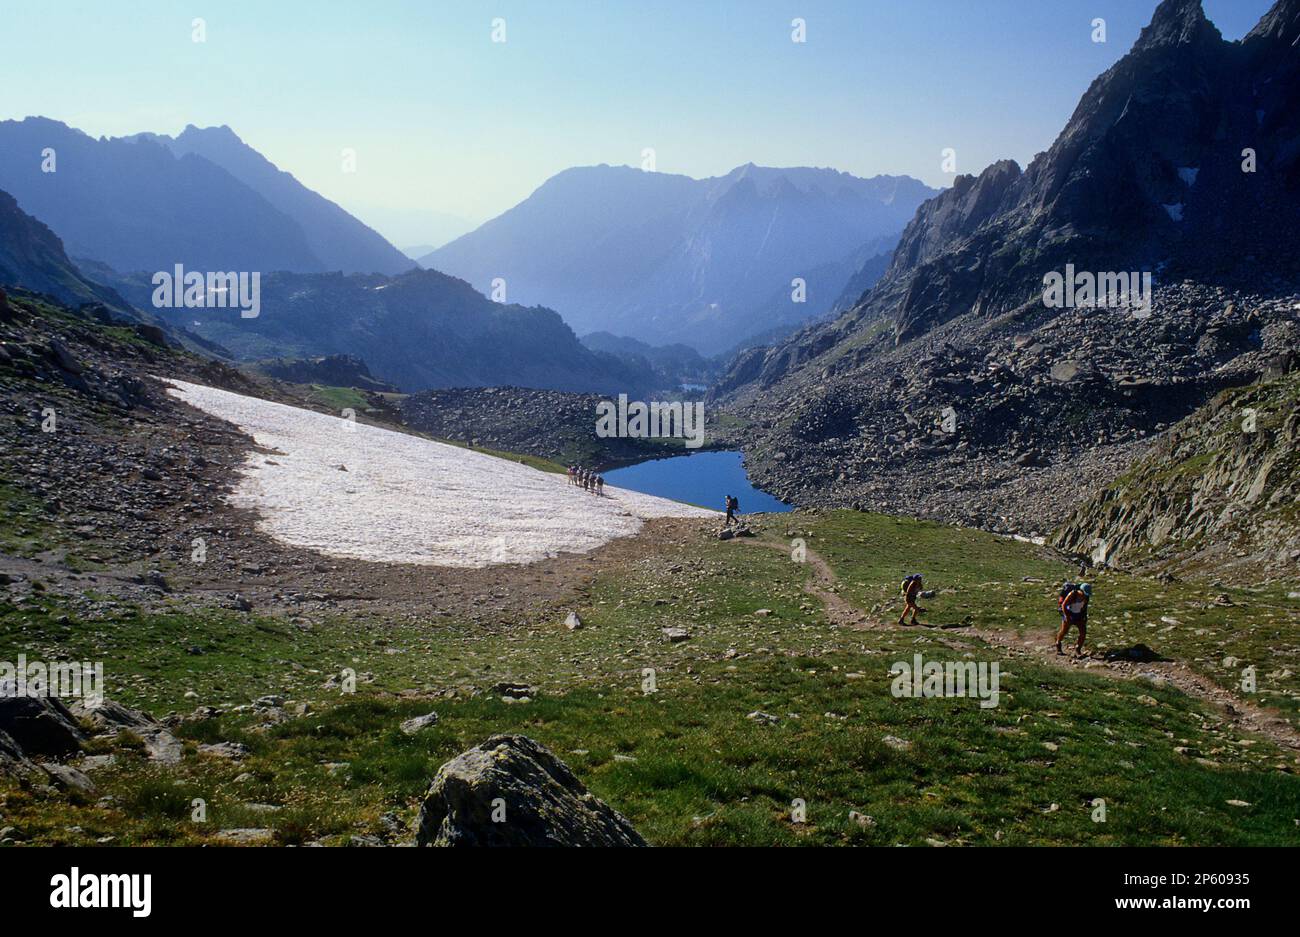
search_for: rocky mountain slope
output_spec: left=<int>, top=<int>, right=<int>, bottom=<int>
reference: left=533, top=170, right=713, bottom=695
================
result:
left=713, top=0, right=1300, bottom=539
left=400, top=385, right=694, bottom=467
left=1054, top=368, right=1300, bottom=581
left=0, top=190, right=127, bottom=312
left=423, top=164, right=935, bottom=353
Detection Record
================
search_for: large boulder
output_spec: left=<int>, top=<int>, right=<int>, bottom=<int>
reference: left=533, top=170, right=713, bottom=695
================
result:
left=416, top=735, right=648, bottom=847
left=0, top=729, right=48, bottom=783
left=0, top=683, right=86, bottom=757
left=68, top=697, right=181, bottom=764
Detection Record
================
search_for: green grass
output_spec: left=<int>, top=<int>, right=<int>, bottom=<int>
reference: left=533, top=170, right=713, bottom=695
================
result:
left=430, top=437, right=569, bottom=475
left=800, top=511, right=1300, bottom=729
left=303, top=384, right=371, bottom=415
left=2, top=511, right=1297, bottom=846
left=0, top=482, right=54, bottom=558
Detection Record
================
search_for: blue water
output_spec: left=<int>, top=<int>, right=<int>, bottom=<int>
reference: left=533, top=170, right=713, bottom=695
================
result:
left=604, top=450, right=792, bottom=513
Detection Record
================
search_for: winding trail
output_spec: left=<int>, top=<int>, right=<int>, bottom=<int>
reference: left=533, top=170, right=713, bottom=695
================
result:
left=743, top=534, right=1300, bottom=754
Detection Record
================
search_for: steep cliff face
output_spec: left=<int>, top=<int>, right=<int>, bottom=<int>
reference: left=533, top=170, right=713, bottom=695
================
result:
left=0, top=188, right=131, bottom=313
left=1053, top=367, right=1300, bottom=582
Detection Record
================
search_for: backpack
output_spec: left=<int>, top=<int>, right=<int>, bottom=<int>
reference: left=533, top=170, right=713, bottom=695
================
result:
left=900, top=574, right=920, bottom=597
left=1063, top=588, right=1088, bottom=616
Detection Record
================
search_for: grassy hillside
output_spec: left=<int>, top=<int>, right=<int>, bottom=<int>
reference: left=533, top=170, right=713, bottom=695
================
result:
left=3, top=511, right=1296, bottom=846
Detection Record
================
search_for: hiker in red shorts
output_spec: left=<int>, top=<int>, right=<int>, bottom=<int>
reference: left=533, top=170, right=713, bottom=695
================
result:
left=898, top=573, right=924, bottom=625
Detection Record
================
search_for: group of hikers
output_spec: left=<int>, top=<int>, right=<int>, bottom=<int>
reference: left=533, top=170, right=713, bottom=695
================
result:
left=567, top=465, right=605, bottom=495
left=897, top=573, right=1092, bottom=656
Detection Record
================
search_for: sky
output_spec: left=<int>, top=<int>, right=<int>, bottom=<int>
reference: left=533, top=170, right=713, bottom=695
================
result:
left=2, top=0, right=1276, bottom=247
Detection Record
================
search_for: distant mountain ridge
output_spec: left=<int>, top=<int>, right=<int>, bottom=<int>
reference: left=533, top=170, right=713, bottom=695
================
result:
left=0, top=117, right=411, bottom=276
left=136, top=125, right=414, bottom=275
left=422, top=163, right=935, bottom=353
left=89, top=264, right=659, bottom=395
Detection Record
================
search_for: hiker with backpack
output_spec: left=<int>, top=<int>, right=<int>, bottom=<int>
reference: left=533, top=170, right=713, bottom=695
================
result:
left=724, top=494, right=739, bottom=526
left=596, top=475, right=605, bottom=496
left=898, top=573, right=924, bottom=626
left=1055, top=582, right=1091, bottom=656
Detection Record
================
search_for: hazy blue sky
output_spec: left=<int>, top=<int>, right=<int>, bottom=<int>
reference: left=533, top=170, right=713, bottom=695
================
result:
left=3, top=0, right=1275, bottom=245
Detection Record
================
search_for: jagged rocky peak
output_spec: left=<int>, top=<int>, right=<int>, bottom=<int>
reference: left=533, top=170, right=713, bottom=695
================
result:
left=888, top=160, right=1022, bottom=273
left=1133, top=0, right=1221, bottom=50
left=1244, top=0, right=1300, bottom=43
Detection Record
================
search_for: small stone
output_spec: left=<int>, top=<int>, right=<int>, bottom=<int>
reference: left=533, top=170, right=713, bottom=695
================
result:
left=199, top=741, right=250, bottom=760
left=401, top=712, right=440, bottom=735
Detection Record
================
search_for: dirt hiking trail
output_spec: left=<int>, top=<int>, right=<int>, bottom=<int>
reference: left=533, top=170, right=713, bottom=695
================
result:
left=741, top=534, right=1300, bottom=754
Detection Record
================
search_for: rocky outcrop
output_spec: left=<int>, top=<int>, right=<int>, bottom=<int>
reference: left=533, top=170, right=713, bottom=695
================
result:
left=415, top=735, right=648, bottom=847
left=0, top=728, right=47, bottom=783
left=0, top=683, right=86, bottom=757
left=401, top=385, right=695, bottom=467
left=1054, top=369, right=1300, bottom=581
left=68, top=697, right=182, bottom=764
left=252, top=355, right=398, bottom=393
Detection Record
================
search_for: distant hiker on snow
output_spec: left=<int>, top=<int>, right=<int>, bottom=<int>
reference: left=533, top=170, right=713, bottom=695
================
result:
left=596, top=475, right=605, bottom=496
left=898, top=573, right=924, bottom=626
left=724, top=494, right=739, bottom=526
left=1056, top=581, right=1091, bottom=656
left=568, top=465, right=577, bottom=486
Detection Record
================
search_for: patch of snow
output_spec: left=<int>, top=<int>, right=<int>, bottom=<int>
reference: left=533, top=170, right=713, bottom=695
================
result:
left=1162, top=203, right=1184, bottom=222
left=165, top=379, right=716, bottom=568
left=1177, top=167, right=1198, bottom=186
